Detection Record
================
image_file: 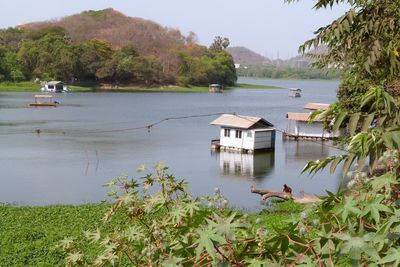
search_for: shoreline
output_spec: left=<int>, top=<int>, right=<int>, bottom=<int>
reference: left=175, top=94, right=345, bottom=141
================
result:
left=0, top=82, right=281, bottom=93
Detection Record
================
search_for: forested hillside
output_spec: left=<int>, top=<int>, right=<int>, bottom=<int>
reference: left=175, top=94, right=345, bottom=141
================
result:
left=0, top=9, right=236, bottom=86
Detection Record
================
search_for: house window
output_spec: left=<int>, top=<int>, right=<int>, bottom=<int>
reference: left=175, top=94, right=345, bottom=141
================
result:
left=224, top=128, right=230, bottom=137
left=247, top=131, right=252, bottom=138
left=235, top=130, right=242, bottom=139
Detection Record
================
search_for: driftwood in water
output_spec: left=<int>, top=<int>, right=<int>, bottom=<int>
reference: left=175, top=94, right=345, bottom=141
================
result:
left=250, top=186, right=321, bottom=204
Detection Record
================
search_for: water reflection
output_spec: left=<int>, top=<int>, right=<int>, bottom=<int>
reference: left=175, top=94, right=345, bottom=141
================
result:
left=217, top=151, right=275, bottom=179
left=284, top=140, right=330, bottom=163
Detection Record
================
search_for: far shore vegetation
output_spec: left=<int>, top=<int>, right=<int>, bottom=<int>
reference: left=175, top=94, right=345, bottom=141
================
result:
left=237, top=66, right=341, bottom=80
left=0, top=81, right=281, bottom=92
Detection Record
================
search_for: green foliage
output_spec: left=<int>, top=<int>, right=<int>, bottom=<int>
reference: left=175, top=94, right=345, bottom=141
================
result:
left=209, top=36, right=230, bottom=52
left=177, top=47, right=237, bottom=86
left=0, top=204, right=111, bottom=266
left=56, top=165, right=304, bottom=266
left=304, top=85, right=400, bottom=176
left=54, top=161, right=400, bottom=266
left=0, top=25, right=237, bottom=87
left=237, top=66, right=341, bottom=80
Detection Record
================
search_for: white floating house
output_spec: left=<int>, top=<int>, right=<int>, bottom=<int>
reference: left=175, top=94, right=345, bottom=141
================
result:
left=41, top=81, right=68, bottom=93
left=209, top=83, right=223, bottom=93
left=284, top=102, right=341, bottom=140
left=303, top=102, right=330, bottom=111
left=210, top=114, right=276, bottom=153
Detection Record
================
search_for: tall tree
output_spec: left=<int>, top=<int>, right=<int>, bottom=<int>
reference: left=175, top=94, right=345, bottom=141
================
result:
left=209, top=36, right=230, bottom=52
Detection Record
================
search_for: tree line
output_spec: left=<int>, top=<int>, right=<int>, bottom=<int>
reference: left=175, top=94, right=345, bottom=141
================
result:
left=0, top=26, right=237, bottom=86
left=236, top=65, right=341, bottom=80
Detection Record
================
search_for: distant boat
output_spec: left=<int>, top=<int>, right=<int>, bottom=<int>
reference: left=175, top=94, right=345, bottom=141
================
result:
left=29, top=94, right=57, bottom=107
left=41, top=81, right=69, bottom=93
left=209, top=84, right=223, bottom=93
left=288, top=88, right=301, bottom=97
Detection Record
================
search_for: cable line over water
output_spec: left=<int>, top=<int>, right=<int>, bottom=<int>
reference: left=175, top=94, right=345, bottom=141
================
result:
left=0, top=112, right=344, bottom=151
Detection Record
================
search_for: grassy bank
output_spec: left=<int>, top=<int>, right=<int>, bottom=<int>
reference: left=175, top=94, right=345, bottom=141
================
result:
left=0, top=201, right=303, bottom=266
left=0, top=82, right=280, bottom=93
left=0, top=82, right=95, bottom=92
left=234, top=83, right=281, bottom=89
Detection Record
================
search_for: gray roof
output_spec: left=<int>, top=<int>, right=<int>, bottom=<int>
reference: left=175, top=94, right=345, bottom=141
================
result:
left=304, top=103, right=330, bottom=111
left=47, top=81, right=63, bottom=85
left=210, top=114, right=273, bottom=129
left=287, top=112, right=323, bottom=122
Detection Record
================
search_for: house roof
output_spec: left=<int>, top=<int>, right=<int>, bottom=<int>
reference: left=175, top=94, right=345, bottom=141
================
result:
left=287, top=112, right=323, bottom=122
left=303, top=103, right=330, bottom=111
left=47, top=81, right=63, bottom=85
left=210, top=114, right=273, bottom=129
left=34, top=94, right=53, bottom=98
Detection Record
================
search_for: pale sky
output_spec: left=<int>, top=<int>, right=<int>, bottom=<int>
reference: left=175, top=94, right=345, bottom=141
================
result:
left=0, top=0, right=349, bottom=59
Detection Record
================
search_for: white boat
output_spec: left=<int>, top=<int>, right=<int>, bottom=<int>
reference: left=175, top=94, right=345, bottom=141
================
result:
left=29, top=94, right=58, bottom=107
left=41, top=81, right=69, bottom=93
left=288, top=88, right=301, bottom=97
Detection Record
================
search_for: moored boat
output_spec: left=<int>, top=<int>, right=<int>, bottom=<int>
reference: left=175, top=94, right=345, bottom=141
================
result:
left=288, top=88, right=302, bottom=97
left=29, top=94, right=57, bottom=107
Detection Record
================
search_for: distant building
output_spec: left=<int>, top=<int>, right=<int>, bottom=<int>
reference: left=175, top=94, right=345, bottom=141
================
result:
left=234, top=63, right=241, bottom=69
left=284, top=102, right=341, bottom=140
left=41, top=81, right=68, bottom=93
left=210, top=114, right=276, bottom=153
left=209, top=84, right=223, bottom=93
left=303, top=102, right=330, bottom=111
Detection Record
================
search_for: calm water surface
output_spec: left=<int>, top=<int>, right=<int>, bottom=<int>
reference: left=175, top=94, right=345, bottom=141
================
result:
left=0, top=78, right=344, bottom=209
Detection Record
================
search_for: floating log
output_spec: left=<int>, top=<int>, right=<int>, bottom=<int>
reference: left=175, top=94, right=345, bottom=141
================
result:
left=250, top=186, right=321, bottom=204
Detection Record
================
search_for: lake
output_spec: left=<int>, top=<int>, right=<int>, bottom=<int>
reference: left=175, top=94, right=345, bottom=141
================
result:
left=0, top=78, right=344, bottom=209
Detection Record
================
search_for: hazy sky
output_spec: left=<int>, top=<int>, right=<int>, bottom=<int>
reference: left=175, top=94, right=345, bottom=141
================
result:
left=0, top=0, right=348, bottom=59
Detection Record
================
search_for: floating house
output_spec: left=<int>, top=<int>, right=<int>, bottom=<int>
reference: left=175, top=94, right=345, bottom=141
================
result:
left=210, top=114, right=276, bottom=153
left=303, top=102, right=330, bottom=111
left=29, top=94, right=57, bottom=107
left=209, top=84, right=223, bottom=93
left=284, top=102, right=340, bottom=140
left=41, top=81, right=68, bottom=93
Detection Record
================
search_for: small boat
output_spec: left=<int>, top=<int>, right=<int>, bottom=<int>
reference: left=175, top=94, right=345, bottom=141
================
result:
left=29, top=95, right=57, bottom=107
left=209, top=84, right=223, bottom=93
left=41, top=81, right=69, bottom=93
left=288, top=88, right=302, bottom=97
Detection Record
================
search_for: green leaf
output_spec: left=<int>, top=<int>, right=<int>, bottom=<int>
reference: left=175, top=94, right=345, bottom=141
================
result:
left=348, top=112, right=361, bottom=135
left=379, top=248, right=400, bottom=266
left=194, top=226, right=226, bottom=260
left=342, top=154, right=355, bottom=177
left=335, top=196, right=361, bottom=222
left=361, top=113, right=375, bottom=132
left=330, top=156, right=343, bottom=174
left=369, top=170, right=393, bottom=191
left=206, top=212, right=242, bottom=240
left=333, top=111, right=347, bottom=132
left=362, top=196, right=393, bottom=223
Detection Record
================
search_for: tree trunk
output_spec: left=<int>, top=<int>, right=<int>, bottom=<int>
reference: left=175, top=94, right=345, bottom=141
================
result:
left=250, top=186, right=321, bottom=204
